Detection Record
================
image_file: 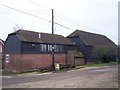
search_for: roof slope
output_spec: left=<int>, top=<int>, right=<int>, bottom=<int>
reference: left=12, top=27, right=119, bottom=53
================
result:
left=0, top=39, right=4, bottom=45
left=9, top=29, right=74, bottom=45
left=67, top=30, right=116, bottom=46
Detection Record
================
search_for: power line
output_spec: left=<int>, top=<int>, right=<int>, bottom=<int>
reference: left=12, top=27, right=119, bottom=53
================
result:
left=15, top=0, right=94, bottom=32
left=25, top=0, right=52, bottom=16
left=0, top=4, right=50, bottom=22
left=0, top=4, right=73, bottom=31
left=24, top=0, right=78, bottom=31
left=54, top=22, right=73, bottom=31
left=25, top=0, right=51, bottom=11
left=54, top=11, right=98, bottom=32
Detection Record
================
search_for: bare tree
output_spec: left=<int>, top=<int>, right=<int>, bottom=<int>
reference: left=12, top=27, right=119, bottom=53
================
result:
left=13, top=24, right=24, bottom=32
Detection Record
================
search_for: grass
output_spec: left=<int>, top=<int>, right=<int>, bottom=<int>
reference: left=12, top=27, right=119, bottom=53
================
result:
left=2, top=69, right=52, bottom=76
left=78, top=61, right=118, bottom=68
left=2, top=61, right=118, bottom=75
left=2, top=70, right=18, bottom=76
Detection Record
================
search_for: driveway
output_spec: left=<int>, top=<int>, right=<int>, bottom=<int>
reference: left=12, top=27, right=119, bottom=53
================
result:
left=2, top=65, right=118, bottom=88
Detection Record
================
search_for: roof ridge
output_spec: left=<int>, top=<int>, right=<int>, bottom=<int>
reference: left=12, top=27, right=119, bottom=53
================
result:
left=14, top=29, right=64, bottom=37
left=76, top=29, right=106, bottom=37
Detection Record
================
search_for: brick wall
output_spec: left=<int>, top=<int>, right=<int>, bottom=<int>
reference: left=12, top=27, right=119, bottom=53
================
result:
left=5, top=54, right=67, bottom=71
left=67, top=50, right=85, bottom=66
left=74, top=57, right=85, bottom=66
left=5, top=54, right=22, bottom=71
left=66, top=50, right=75, bottom=66
left=0, top=43, right=5, bottom=69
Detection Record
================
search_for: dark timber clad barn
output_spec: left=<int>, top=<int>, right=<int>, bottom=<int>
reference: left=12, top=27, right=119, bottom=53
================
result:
left=5, top=30, right=84, bottom=71
left=67, top=30, right=117, bottom=63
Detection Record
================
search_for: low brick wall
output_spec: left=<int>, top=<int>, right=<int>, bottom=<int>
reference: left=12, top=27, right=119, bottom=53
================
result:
left=66, top=50, right=75, bottom=66
left=5, top=54, right=67, bottom=71
left=74, top=57, right=85, bottom=66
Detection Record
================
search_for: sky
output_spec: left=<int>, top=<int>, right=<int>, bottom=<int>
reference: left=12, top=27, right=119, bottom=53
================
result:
left=0, top=0, right=119, bottom=44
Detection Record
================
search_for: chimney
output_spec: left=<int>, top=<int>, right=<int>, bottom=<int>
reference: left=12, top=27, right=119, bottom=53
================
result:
left=39, top=33, right=41, bottom=39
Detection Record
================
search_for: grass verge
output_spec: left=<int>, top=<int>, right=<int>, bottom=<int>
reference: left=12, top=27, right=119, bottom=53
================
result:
left=2, top=61, right=118, bottom=75
left=83, top=61, right=118, bottom=67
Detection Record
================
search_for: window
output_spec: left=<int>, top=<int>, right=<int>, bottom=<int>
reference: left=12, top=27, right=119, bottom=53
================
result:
left=48, top=44, right=52, bottom=52
left=32, top=44, right=35, bottom=47
left=54, top=45, right=59, bottom=52
left=40, top=44, right=64, bottom=53
left=41, top=44, right=47, bottom=52
left=26, top=43, right=35, bottom=49
left=59, top=45, right=63, bottom=52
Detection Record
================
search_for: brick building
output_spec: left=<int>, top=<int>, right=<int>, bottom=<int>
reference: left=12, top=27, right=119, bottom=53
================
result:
left=5, top=30, right=84, bottom=71
left=0, top=39, right=5, bottom=69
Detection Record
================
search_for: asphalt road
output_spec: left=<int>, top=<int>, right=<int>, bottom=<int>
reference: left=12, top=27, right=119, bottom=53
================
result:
left=2, top=65, right=118, bottom=88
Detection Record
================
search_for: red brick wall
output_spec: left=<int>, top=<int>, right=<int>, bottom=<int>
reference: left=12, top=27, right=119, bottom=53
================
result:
left=5, top=54, right=22, bottom=71
left=67, top=50, right=85, bottom=66
left=0, top=43, right=5, bottom=69
left=75, top=57, right=85, bottom=66
left=67, top=50, right=75, bottom=66
left=5, top=54, right=67, bottom=71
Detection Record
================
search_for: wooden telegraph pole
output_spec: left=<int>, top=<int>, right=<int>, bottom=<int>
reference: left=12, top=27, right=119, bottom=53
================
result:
left=52, top=9, right=55, bottom=70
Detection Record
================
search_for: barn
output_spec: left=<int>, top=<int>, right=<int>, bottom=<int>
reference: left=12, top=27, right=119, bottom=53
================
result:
left=5, top=30, right=84, bottom=71
left=67, top=30, right=117, bottom=63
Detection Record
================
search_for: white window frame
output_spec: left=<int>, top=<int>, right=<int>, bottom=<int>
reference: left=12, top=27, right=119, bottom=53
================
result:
left=41, top=44, right=47, bottom=52
left=48, top=44, right=52, bottom=52
left=54, top=45, right=59, bottom=52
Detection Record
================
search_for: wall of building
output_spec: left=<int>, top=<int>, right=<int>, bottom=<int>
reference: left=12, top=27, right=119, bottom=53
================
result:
left=5, top=54, right=67, bottom=71
left=67, top=37, right=87, bottom=56
left=66, top=50, right=75, bottom=66
left=5, top=35, right=21, bottom=54
left=0, top=42, right=5, bottom=69
left=74, top=57, right=85, bottom=66
left=2, top=44, right=5, bottom=69
left=0, top=43, right=2, bottom=69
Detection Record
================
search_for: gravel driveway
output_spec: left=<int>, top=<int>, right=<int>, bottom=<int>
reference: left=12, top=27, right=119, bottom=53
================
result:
left=2, top=65, right=118, bottom=88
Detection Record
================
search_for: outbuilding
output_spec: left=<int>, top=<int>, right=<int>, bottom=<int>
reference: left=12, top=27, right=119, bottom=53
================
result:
left=67, top=30, right=117, bottom=63
left=5, top=30, right=84, bottom=71
left=0, top=39, right=5, bottom=69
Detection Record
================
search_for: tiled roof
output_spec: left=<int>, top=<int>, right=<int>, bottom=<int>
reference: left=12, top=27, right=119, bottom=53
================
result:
left=10, top=29, right=74, bottom=45
left=67, top=30, right=116, bottom=46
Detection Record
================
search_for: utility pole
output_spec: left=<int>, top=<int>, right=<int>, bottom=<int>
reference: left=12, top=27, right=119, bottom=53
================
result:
left=52, top=9, right=55, bottom=70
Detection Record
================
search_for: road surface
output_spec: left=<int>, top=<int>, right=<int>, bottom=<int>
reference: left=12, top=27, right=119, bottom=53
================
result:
left=2, top=65, right=118, bottom=88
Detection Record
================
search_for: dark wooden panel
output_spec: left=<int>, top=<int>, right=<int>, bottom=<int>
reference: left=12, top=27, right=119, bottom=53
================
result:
left=5, top=35, right=21, bottom=54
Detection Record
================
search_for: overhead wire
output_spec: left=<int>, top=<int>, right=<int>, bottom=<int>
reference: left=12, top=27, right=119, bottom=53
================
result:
left=0, top=3, right=75, bottom=31
left=25, top=0, right=74, bottom=31
left=25, top=0, right=51, bottom=11
left=54, top=22, right=73, bottom=31
left=0, top=0, right=96, bottom=32
left=54, top=11, right=99, bottom=33
left=0, top=4, right=50, bottom=22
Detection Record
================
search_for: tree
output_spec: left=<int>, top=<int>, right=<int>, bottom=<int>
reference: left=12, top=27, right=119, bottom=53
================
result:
left=91, top=45, right=117, bottom=63
left=13, top=24, right=24, bottom=32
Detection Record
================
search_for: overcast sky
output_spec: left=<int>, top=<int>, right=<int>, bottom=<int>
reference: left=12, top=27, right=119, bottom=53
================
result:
left=0, top=0, right=119, bottom=44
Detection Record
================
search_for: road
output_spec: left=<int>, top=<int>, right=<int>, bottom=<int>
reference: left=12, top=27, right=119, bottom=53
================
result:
left=2, top=65, right=118, bottom=88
